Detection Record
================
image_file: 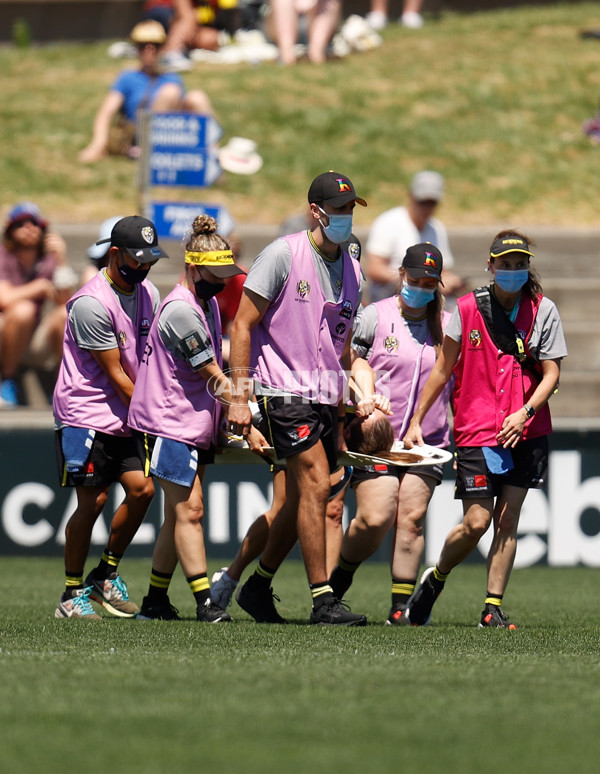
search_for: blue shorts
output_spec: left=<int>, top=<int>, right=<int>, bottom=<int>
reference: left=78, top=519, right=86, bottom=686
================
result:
left=134, top=431, right=215, bottom=488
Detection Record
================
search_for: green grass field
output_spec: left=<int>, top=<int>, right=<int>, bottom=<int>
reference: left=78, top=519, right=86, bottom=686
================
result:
left=1, top=558, right=599, bottom=773
left=3, top=3, right=600, bottom=225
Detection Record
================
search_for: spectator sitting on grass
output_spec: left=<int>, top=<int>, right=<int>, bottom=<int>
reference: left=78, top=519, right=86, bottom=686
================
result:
left=79, top=20, right=214, bottom=163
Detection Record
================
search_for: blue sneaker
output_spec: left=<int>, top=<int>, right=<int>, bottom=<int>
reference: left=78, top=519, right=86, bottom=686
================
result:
left=0, top=379, right=19, bottom=408
left=85, top=570, right=139, bottom=617
left=54, top=587, right=102, bottom=619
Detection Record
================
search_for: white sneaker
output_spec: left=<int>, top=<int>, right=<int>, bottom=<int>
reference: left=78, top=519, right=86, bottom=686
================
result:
left=54, top=588, right=102, bottom=620
left=401, top=11, right=424, bottom=29
left=211, top=567, right=238, bottom=609
left=107, top=41, right=137, bottom=59
left=366, top=11, right=388, bottom=31
left=161, top=51, right=193, bottom=72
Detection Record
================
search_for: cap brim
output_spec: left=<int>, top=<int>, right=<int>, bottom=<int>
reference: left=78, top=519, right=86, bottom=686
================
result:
left=322, top=193, right=367, bottom=207
left=412, top=190, right=442, bottom=202
left=8, top=214, right=48, bottom=230
left=490, top=248, right=534, bottom=258
left=205, top=264, right=247, bottom=279
left=405, top=266, right=444, bottom=286
left=87, top=242, right=110, bottom=261
left=122, top=245, right=170, bottom=263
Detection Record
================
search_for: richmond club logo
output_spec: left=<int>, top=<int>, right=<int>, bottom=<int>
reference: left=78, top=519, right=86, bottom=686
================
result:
left=384, top=335, right=399, bottom=353
left=297, top=280, right=310, bottom=299
left=141, top=226, right=155, bottom=244
left=469, top=329, right=482, bottom=347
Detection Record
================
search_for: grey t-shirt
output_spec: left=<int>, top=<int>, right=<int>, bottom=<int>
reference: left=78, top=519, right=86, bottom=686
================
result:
left=444, top=292, right=568, bottom=360
left=68, top=273, right=160, bottom=350
left=244, top=233, right=365, bottom=306
left=352, top=302, right=431, bottom=358
left=157, top=298, right=217, bottom=369
left=245, top=232, right=365, bottom=397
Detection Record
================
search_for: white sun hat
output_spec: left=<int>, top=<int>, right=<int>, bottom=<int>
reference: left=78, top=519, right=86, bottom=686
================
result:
left=218, top=137, right=263, bottom=175
left=87, top=216, right=124, bottom=262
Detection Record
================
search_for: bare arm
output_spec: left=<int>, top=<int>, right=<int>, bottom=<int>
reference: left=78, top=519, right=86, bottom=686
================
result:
left=440, top=268, right=465, bottom=297
left=0, top=278, right=55, bottom=310
left=228, top=288, right=269, bottom=435
left=90, top=347, right=135, bottom=406
left=44, top=231, right=67, bottom=266
left=496, top=358, right=562, bottom=448
left=365, top=252, right=396, bottom=286
left=403, top=335, right=460, bottom=447
left=197, top=359, right=233, bottom=406
left=349, top=352, right=392, bottom=417
left=79, top=90, right=124, bottom=163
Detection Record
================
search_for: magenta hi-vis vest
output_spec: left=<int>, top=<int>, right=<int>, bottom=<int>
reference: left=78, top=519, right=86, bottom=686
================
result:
left=368, top=297, right=452, bottom=446
left=128, top=285, right=222, bottom=449
left=53, top=271, right=155, bottom=437
left=452, top=290, right=552, bottom=447
left=251, top=232, right=361, bottom=405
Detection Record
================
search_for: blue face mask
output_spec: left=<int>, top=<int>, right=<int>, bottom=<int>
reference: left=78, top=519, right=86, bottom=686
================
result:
left=400, top=283, right=435, bottom=309
left=494, top=269, right=529, bottom=294
left=318, top=207, right=353, bottom=244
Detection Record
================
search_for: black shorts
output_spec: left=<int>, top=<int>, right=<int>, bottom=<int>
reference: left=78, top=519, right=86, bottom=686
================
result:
left=56, top=428, right=144, bottom=488
left=454, top=436, right=548, bottom=499
left=351, top=461, right=445, bottom=487
left=257, top=394, right=339, bottom=473
left=254, top=409, right=285, bottom=474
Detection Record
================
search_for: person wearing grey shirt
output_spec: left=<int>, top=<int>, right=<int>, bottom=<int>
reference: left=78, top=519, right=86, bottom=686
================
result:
left=244, top=235, right=364, bottom=397
left=229, top=171, right=372, bottom=627
left=404, top=230, right=568, bottom=630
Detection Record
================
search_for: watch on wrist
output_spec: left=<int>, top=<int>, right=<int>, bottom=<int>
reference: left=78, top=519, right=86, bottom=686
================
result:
left=523, top=403, right=535, bottom=419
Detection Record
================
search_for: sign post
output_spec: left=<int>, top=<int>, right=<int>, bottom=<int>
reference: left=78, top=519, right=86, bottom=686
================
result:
left=138, top=111, right=235, bottom=237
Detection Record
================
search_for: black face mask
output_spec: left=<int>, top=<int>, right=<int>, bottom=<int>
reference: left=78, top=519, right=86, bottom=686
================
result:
left=117, top=259, right=148, bottom=285
left=194, top=278, right=225, bottom=300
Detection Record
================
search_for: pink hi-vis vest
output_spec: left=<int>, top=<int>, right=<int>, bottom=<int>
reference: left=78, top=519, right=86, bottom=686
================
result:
left=128, top=285, right=222, bottom=449
left=53, top=271, right=155, bottom=437
left=368, top=297, right=452, bottom=446
left=251, top=232, right=361, bottom=405
left=452, top=290, right=552, bottom=447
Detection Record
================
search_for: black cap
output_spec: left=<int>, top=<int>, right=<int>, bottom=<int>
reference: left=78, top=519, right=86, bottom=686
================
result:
left=96, top=215, right=169, bottom=264
left=489, top=236, right=534, bottom=259
left=402, top=243, right=444, bottom=283
left=307, top=171, right=367, bottom=208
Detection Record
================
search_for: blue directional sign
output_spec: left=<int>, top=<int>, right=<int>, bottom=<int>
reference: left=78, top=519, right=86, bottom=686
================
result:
left=148, top=201, right=236, bottom=240
left=148, top=112, right=223, bottom=188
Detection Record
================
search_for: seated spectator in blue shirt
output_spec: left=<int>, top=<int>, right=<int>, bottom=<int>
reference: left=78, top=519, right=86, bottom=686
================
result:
left=79, top=20, right=214, bottom=163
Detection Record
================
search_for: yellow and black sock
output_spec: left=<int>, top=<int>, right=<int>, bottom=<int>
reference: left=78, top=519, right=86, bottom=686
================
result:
left=95, top=550, right=122, bottom=579
left=187, top=573, right=211, bottom=606
left=146, top=569, right=173, bottom=602
left=432, top=565, right=450, bottom=590
left=310, top=582, right=334, bottom=609
left=391, top=578, right=416, bottom=607
left=485, top=593, right=503, bottom=607
left=251, top=559, right=277, bottom=589
left=65, top=572, right=83, bottom=596
left=331, top=554, right=361, bottom=589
